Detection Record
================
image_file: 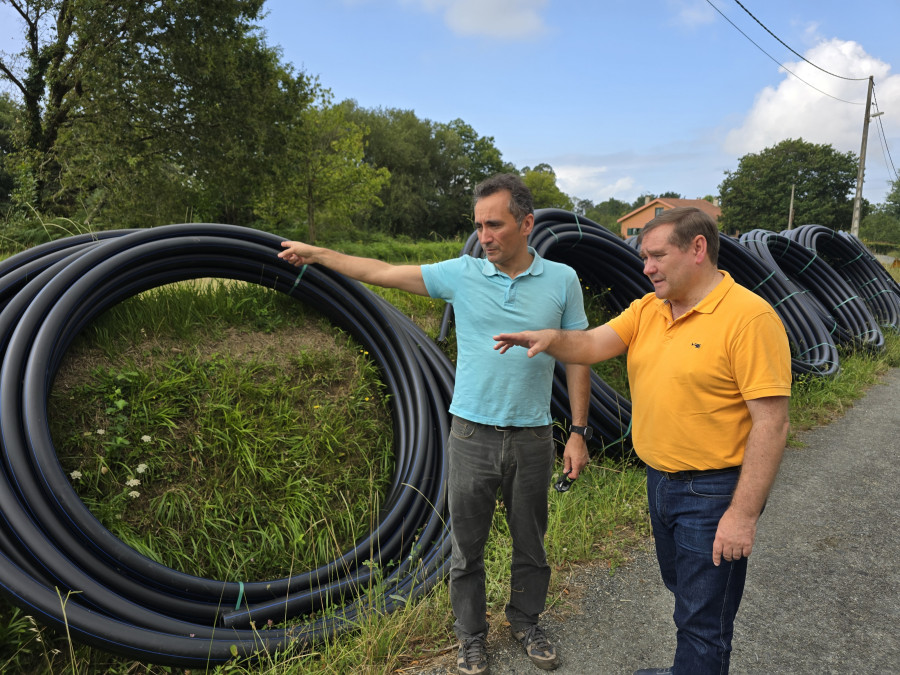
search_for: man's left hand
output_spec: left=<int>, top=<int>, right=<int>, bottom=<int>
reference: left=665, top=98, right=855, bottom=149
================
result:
left=712, top=507, right=758, bottom=566
left=563, top=434, right=590, bottom=480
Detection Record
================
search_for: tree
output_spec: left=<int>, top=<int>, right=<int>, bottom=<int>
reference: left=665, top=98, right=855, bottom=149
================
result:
left=860, top=177, right=900, bottom=247
left=574, top=196, right=630, bottom=233
left=344, top=103, right=511, bottom=238
left=0, top=0, right=307, bottom=225
left=718, top=138, right=860, bottom=232
left=0, top=93, right=18, bottom=209
left=522, top=164, right=573, bottom=210
left=255, top=84, right=389, bottom=243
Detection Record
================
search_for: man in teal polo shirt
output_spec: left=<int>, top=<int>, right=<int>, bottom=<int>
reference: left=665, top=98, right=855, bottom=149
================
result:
left=279, top=173, right=591, bottom=674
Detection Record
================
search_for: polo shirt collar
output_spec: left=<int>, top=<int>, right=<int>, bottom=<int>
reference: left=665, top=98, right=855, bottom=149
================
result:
left=659, top=270, right=735, bottom=319
left=482, top=247, right=543, bottom=278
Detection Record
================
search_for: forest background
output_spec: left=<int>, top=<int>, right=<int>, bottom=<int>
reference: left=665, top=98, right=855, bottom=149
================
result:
left=1, top=0, right=900, bottom=255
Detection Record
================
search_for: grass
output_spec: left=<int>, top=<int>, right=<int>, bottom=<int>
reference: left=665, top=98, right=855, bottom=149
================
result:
left=1, top=243, right=898, bottom=674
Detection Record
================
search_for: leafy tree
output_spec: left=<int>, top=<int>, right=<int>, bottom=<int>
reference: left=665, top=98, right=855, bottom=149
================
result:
left=0, top=92, right=18, bottom=209
left=574, top=196, right=630, bottom=233
left=0, top=0, right=306, bottom=226
left=255, top=84, right=389, bottom=243
left=860, top=177, right=900, bottom=246
left=718, top=138, right=860, bottom=232
left=345, top=103, right=511, bottom=238
left=522, top=164, right=573, bottom=210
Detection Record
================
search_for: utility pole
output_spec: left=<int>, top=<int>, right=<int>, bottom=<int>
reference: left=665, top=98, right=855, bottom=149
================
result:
left=787, top=184, right=795, bottom=230
left=851, top=76, right=876, bottom=237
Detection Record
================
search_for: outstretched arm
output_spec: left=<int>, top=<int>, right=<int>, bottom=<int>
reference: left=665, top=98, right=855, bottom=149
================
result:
left=279, top=241, right=429, bottom=296
left=494, top=324, right=627, bottom=364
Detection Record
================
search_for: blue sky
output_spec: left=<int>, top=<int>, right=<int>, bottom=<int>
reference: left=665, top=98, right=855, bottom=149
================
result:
left=2, top=0, right=898, bottom=208
left=258, top=0, right=899, bottom=208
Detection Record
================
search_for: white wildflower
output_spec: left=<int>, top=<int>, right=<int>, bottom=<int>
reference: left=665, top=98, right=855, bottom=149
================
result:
left=126, top=478, right=140, bottom=488
left=70, top=470, right=82, bottom=480
left=136, top=463, right=148, bottom=474
left=128, top=490, right=140, bottom=499
left=96, top=429, right=106, bottom=436
left=141, top=435, right=151, bottom=443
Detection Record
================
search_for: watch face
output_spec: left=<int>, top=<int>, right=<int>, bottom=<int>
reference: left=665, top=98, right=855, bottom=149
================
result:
left=572, top=426, right=592, bottom=440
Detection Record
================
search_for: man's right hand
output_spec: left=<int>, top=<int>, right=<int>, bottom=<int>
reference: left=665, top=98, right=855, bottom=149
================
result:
left=278, top=241, right=317, bottom=267
left=493, top=330, right=555, bottom=358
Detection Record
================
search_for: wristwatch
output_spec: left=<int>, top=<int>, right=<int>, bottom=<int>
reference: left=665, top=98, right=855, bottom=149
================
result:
left=569, top=424, right=593, bottom=441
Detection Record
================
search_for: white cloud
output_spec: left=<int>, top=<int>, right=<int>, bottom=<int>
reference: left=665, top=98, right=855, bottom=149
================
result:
left=724, top=39, right=899, bottom=158
left=405, top=0, right=549, bottom=39
left=554, top=164, right=635, bottom=203
left=666, top=0, right=716, bottom=28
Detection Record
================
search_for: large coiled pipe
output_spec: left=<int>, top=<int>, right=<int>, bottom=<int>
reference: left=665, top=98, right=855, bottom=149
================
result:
left=0, top=224, right=453, bottom=665
left=740, top=227, right=884, bottom=351
left=784, top=225, right=900, bottom=331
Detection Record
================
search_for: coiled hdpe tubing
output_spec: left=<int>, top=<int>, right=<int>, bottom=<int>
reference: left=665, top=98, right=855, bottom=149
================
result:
left=0, top=224, right=453, bottom=665
left=739, top=227, right=884, bottom=352
left=718, top=234, right=841, bottom=377
left=626, top=232, right=840, bottom=376
left=438, top=209, right=654, bottom=454
left=784, top=224, right=900, bottom=331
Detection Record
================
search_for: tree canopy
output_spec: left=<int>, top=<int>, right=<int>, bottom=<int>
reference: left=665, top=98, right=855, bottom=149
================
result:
left=718, top=138, right=861, bottom=233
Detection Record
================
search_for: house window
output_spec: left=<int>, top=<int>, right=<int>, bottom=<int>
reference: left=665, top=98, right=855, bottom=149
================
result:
left=654, top=207, right=664, bottom=216
left=627, top=227, right=642, bottom=236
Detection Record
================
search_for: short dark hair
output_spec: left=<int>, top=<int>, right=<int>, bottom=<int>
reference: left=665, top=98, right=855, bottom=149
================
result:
left=473, top=173, right=534, bottom=224
left=638, top=207, right=720, bottom=266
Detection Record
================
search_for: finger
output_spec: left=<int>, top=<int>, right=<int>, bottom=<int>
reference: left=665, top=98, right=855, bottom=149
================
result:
left=712, top=541, right=723, bottom=567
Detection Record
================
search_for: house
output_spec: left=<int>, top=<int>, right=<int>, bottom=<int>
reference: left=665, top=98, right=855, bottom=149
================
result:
left=617, top=197, right=721, bottom=239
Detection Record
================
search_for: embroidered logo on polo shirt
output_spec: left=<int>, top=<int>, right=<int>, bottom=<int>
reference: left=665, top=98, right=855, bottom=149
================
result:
left=691, top=342, right=701, bottom=349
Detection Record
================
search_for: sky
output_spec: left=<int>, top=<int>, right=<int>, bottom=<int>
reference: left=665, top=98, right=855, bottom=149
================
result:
left=2, top=0, right=898, bottom=207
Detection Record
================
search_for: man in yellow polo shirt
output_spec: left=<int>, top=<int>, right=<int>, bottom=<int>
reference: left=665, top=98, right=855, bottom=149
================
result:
left=494, top=207, right=791, bottom=675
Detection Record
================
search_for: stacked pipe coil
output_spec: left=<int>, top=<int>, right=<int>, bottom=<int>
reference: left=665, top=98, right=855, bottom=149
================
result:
left=785, top=225, right=900, bottom=331
left=0, top=224, right=453, bottom=665
left=740, top=227, right=884, bottom=351
left=439, top=209, right=654, bottom=455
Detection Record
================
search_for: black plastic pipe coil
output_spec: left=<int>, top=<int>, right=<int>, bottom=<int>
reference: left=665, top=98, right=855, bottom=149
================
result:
left=439, top=209, right=654, bottom=455
left=0, top=224, right=453, bottom=665
left=784, top=225, right=900, bottom=332
left=741, top=228, right=885, bottom=352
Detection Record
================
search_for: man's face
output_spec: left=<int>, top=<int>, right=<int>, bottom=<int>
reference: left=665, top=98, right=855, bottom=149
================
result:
left=473, top=190, right=533, bottom=272
left=640, top=224, right=701, bottom=304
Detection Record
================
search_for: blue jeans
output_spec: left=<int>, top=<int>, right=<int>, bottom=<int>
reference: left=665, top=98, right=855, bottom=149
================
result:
left=447, top=416, right=555, bottom=640
left=647, top=466, right=747, bottom=675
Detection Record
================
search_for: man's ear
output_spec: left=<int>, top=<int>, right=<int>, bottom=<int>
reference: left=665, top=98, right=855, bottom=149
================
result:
left=520, top=213, right=535, bottom=236
left=693, top=234, right=708, bottom=263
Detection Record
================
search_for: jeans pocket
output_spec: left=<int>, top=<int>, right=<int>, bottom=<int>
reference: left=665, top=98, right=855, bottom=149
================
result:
left=688, top=472, right=739, bottom=499
left=526, top=424, right=553, bottom=441
left=450, top=416, right=476, bottom=440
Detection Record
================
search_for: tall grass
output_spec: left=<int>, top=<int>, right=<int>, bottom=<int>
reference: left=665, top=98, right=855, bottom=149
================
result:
left=1, top=240, right=898, bottom=674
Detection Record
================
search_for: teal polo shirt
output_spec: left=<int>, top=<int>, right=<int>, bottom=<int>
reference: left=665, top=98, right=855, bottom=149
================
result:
left=421, top=249, right=588, bottom=427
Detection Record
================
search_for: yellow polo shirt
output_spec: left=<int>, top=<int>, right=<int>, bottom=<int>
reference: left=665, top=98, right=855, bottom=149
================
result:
left=607, top=271, right=791, bottom=472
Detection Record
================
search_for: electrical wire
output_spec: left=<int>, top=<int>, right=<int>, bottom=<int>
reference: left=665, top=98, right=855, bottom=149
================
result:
left=730, top=0, right=868, bottom=81
left=0, top=224, right=453, bottom=665
left=704, top=0, right=865, bottom=105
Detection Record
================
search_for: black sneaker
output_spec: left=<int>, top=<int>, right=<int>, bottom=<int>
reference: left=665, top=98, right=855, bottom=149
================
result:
left=511, top=624, right=558, bottom=670
left=457, top=634, right=488, bottom=675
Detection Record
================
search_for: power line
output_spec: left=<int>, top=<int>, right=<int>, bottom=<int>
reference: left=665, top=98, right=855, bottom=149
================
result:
left=731, top=0, right=869, bottom=82
left=704, top=0, right=864, bottom=105
left=871, top=85, right=898, bottom=183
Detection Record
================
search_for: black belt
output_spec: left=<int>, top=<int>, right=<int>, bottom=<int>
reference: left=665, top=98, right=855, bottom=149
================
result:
left=661, top=466, right=741, bottom=480
left=493, top=425, right=526, bottom=432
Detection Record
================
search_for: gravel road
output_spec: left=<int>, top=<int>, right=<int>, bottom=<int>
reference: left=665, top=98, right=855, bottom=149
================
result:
left=413, top=367, right=900, bottom=675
